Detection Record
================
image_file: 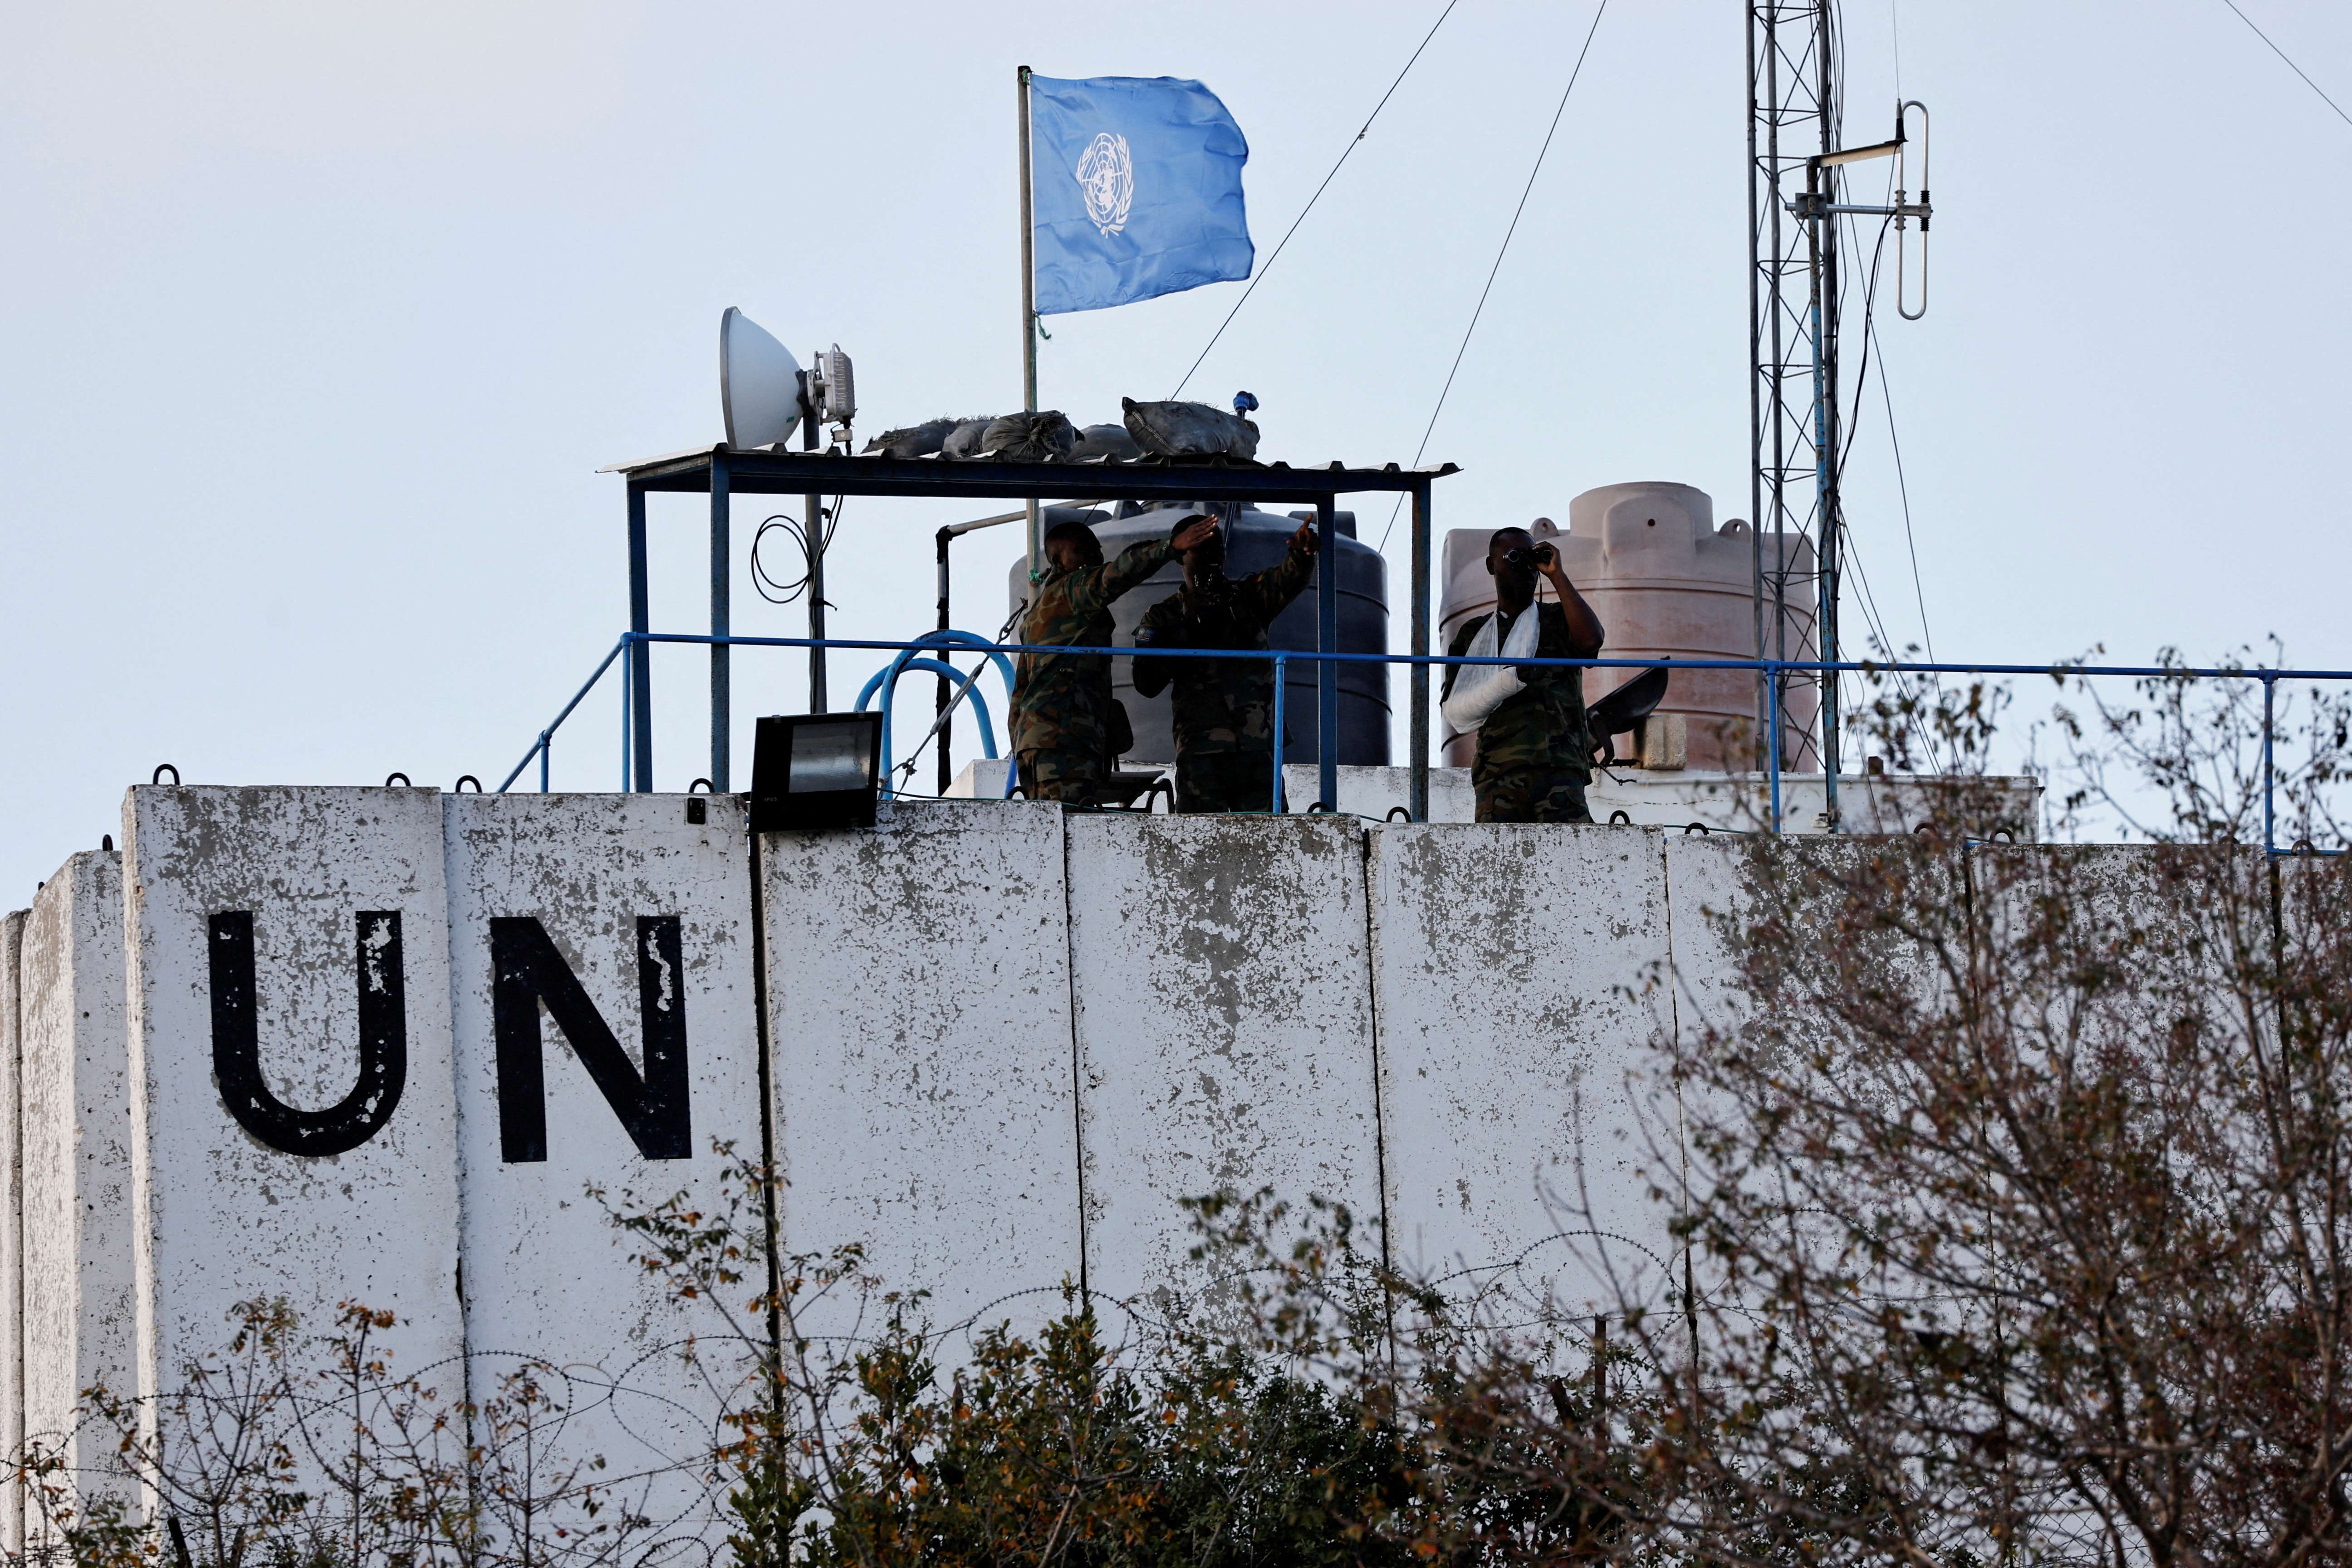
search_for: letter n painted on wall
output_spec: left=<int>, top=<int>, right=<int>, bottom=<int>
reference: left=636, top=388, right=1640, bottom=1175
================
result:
left=489, top=916, right=691, bottom=1162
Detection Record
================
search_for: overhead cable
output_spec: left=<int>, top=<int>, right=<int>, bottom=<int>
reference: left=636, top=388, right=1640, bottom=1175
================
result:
left=2217, top=0, right=2352, bottom=132
left=1831, top=194, right=1949, bottom=771
left=1169, top=0, right=1462, bottom=400
left=1869, top=317, right=1934, bottom=671
left=1377, top=0, right=1609, bottom=554
left=751, top=497, right=844, bottom=608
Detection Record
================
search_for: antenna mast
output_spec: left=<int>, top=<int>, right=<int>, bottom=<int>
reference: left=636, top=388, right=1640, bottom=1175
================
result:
left=1749, top=3, right=1929, bottom=828
left=1748, top=0, right=1842, bottom=818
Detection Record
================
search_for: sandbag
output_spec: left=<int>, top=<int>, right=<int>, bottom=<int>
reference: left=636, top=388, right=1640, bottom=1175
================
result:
left=1120, top=397, right=1260, bottom=461
left=862, top=417, right=965, bottom=459
left=975, top=410, right=1078, bottom=462
left=1071, top=422, right=1144, bottom=463
left=941, top=418, right=997, bottom=460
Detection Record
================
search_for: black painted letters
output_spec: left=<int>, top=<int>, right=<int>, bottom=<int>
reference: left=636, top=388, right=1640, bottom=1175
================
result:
left=208, top=910, right=409, bottom=1157
left=490, top=916, right=691, bottom=1162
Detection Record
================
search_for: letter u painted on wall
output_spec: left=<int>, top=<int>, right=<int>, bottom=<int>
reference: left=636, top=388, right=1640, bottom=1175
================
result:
left=206, top=910, right=692, bottom=1161
left=208, top=910, right=408, bottom=1156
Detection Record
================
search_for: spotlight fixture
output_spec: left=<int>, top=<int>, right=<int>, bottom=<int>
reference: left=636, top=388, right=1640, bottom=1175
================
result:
left=749, top=712, right=883, bottom=832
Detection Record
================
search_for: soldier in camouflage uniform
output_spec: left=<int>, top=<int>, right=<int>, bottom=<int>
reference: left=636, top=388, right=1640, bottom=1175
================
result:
left=1010, top=513, right=1219, bottom=804
left=1441, top=526, right=1606, bottom=823
left=1132, top=518, right=1319, bottom=813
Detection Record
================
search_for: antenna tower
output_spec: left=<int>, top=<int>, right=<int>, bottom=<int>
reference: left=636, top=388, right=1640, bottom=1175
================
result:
left=1749, top=2, right=1930, bottom=827
left=1748, top=0, right=1844, bottom=811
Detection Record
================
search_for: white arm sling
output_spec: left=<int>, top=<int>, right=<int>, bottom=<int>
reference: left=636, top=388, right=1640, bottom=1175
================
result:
left=1440, top=606, right=1544, bottom=733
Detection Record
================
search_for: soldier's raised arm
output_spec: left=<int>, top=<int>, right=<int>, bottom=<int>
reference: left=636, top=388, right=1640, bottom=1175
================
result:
left=1234, top=519, right=1318, bottom=624
left=1065, top=514, right=1218, bottom=619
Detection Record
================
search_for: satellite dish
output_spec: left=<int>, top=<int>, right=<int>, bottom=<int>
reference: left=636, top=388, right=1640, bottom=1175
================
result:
left=720, top=307, right=804, bottom=448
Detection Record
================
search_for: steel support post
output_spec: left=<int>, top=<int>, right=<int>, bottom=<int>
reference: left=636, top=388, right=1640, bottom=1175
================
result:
left=803, top=407, right=827, bottom=711
left=1316, top=494, right=1339, bottom=812
left=1807, top=190, right=1841, bottom=828
left=1409, top=481, right=1431, bottom=823
left=1270, top=651, right=1288, bottom=814
left=627, top=482, right=653, bottom=793
left=936, top=529, right=954, bottom=795
left=710, top=456, right=731, bottom=791
left=2264, top=673, right=2278, bottom=854
left=1746, top=0, right=1769, bottom=769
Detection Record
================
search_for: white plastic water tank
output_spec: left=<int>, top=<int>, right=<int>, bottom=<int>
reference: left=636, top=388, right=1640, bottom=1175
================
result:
left=1437, top=481, right=1818, bottom=771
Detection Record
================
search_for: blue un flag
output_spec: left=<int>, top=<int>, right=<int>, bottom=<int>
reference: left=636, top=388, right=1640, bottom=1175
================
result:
left=1029, top=74, right=1254, bottom=316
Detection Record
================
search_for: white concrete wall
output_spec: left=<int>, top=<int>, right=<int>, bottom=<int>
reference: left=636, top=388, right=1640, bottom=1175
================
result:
left=18, top=851, right=132, bottom=1512
left=443, top=792, right=762, bottom=1542
left=1372, top=827, right=1680, bottom=1327
left=20, top=785, right=2108, bottom=1522
left=761, top=800, right=1084, bottom=1345
left=1280, top=764, right=1478, bottom=823
left=1, top=908, right=26, bottom=1552
left=1661, top=833, right=1754, bottom=1055
left=1065, top=814, right=1382, bottom=1317
left=121, top=789, right=466, bottom=1442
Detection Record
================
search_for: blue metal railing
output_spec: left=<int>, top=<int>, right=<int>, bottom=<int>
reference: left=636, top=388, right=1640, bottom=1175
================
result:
left=498, top=631, right=2352, bottom=854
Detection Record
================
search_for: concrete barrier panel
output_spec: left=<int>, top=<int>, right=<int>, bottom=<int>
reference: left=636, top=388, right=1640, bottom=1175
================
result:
left=19, top=852, right=132, bottom=1510
left=1372, top=826, right=1679, bottom=1328
left=762, top=801, right=1082, bottom=1343
left=443, top=792, right=761, bottom=1539
left=1661, top=832, right=1754, bottom=1050
left=1280, top=764, right=1477, bottom=823
left=122, top=789, right=464, bottom=1427
left=1, top=908, right=27, bottom=1548
left=1066, top=815, right=1381, bottom=1315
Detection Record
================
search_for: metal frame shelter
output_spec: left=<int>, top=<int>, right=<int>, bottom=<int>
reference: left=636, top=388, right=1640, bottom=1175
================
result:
left=597, top=445, right=1459, bottom=818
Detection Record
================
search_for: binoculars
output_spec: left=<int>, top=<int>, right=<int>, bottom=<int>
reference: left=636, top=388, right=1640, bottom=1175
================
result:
left=1501, top=543, right=1557, bottom=570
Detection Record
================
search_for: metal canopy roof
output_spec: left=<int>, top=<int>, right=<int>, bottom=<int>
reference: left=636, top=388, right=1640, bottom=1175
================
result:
left=610, top=440, right=1455, bottom=820
left=601, top=442, right=1459, bottom=502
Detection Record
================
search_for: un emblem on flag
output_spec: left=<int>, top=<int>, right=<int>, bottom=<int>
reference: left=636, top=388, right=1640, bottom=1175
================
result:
left=1075, top=132, right=1135, bottom=237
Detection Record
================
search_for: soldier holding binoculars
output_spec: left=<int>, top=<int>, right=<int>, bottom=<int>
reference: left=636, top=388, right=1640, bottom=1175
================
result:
left=1440, top=525, right=1606, bottom=824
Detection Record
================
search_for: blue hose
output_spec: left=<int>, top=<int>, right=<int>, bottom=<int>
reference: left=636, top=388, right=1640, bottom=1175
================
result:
left=855, top=657, right=1010, bottom=795
left=854, top=631, right=1022, bottom=797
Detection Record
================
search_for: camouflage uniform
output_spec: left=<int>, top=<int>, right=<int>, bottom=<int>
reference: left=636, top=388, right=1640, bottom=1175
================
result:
left=1009, top=537, right=1176, bottom=803
left=1443, top=600, right=1597, bottom=824
left=1132, top=546, right=1315, bottom=813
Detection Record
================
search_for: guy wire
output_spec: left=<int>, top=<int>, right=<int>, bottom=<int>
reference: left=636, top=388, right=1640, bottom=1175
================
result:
left=1170, top=0, right=1462, bottom=400
left=1377, top=0, right=1609, bottom=556
left=2217, top=0, right=2352, bottom=132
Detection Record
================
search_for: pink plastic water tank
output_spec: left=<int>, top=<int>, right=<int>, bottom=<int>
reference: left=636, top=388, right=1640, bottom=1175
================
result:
left=1437, top=481, right=1818, bottom=771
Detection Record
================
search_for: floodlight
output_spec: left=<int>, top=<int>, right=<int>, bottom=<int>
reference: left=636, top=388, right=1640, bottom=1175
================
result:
left=720, top=307, right=805, bottom=449
left=750, top=713, right=883, bottom=832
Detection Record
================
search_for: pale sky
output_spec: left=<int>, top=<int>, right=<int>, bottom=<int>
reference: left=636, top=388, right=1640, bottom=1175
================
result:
left=7, top=1, right=2351, bottom=893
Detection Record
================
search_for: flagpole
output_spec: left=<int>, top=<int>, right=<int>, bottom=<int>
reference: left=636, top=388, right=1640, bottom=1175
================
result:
left=1018, top=64, right=1041, bottom=581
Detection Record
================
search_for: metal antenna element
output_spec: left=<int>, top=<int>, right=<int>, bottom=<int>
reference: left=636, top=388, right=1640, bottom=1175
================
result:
left=1748, top=2, right=1932, bottom=828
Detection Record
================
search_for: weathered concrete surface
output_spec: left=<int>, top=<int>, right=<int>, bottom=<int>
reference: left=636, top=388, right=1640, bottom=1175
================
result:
left=1066, top=814, right=1381, bottom=1315
left=0, top=908, right=26, bottom=1550
left=19, top=853, right=132, bottom=1507
left=443, top=793, right=761, bottom=1538
left=1372, top=827, right=1679, bottom=1326
left=1661, top=833, right=1754, bottom=1054
left=121, top=789, right=464, bottom=1433
left=1280, top=764, right=1477, bottom=822
left=762, top=800, right=1083, bottom=1343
